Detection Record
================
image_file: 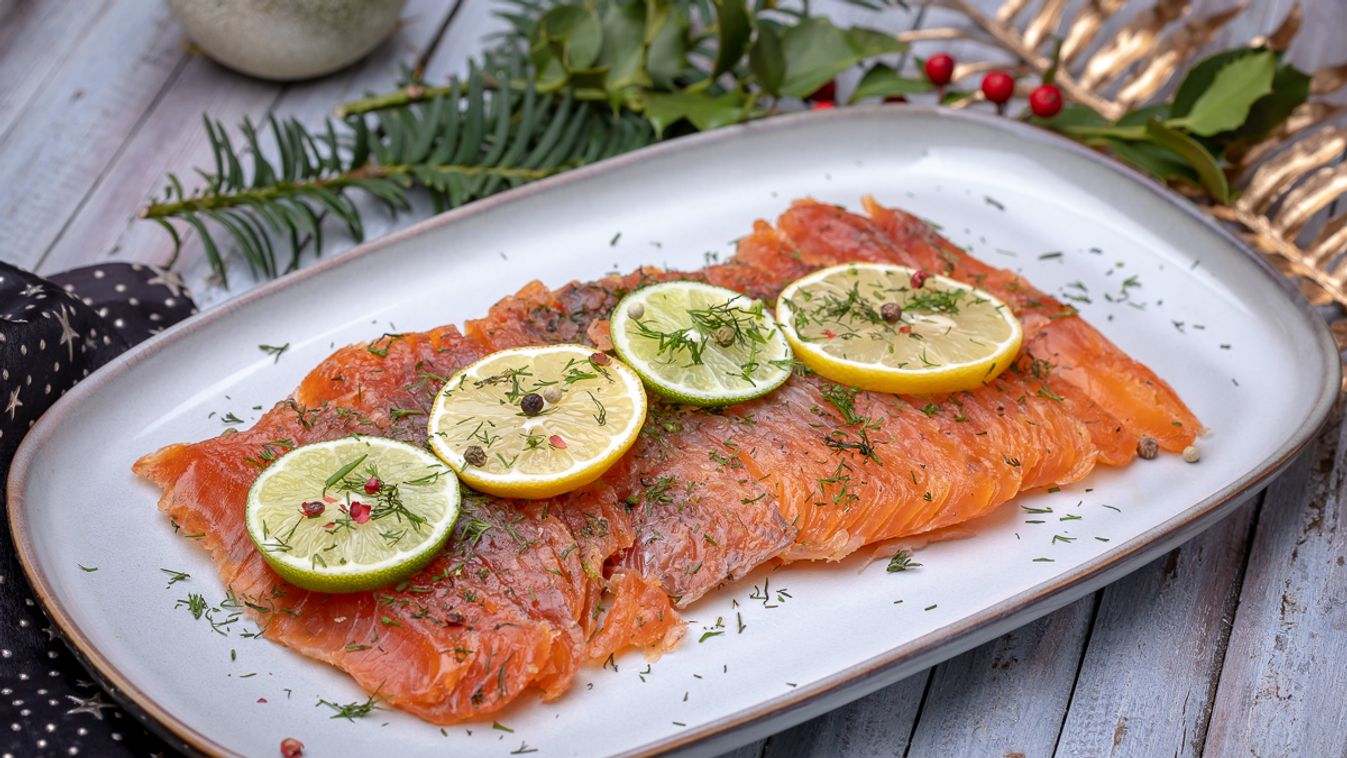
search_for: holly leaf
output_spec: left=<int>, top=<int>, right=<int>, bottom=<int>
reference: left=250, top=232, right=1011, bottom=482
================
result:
left=1096, top=137, right=1197, bottom=183
left=750, top=21, right=785, bottom=96
left=1229, top=62, right=1311, bottom=144
left=1170, top=49, right=1259, bottom=118
left=778, top=18, right=906, bottom=99
left=848, top=64, right=931, bottom=103
left=1173, top=51, right=1276, bottom=137
left=532, top=5, right=604, bottom=81
left=645, top=90, right=746, bottom=134
left=713, top=0, right=751, bottom=77
left=599, top=0, right=650, bottom=99
left=1145, top=118, right=1229, bottom=201
left=1038, top=102, right=1110, bottom=131
left=646, top=3, right=689, bottom=90
left=1116, top=104, right=1170, bottom=127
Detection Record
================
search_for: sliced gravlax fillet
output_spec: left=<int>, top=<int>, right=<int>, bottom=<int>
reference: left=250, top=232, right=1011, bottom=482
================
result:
left=711, top=368, right=1099, bottom=561
left=466, top=275, right=796, bottom=605
left=133, top=327, right=681, bottom=724
left=860, top=196, right=1201, bottom=451
left=773, top=198, right=1147, bottom=463
left=606, top=402, right=794, bottom=605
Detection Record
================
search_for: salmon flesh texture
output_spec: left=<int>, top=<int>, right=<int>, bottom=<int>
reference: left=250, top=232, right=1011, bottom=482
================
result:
left=134, top=198, right=1198, bottom=722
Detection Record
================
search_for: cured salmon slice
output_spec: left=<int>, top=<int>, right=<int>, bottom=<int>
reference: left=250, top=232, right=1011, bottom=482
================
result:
left=135, top=196, right=1199, bottom=724
left=467, top=276, right=798, bottom=605
left=134, top=326, right=682, bottom=724
left=857, top=196, right=1200, bottom=451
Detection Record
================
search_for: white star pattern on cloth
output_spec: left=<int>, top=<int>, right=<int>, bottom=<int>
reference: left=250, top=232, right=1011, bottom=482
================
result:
left=19, top=283, right=43, bottom=298
left=144, top=268, right=186, bottom=298
left=63, top=693, right=115, bottom=720
left=5, top=388, right=22, bottom=420
left=53, top=305, right=80, bottom=361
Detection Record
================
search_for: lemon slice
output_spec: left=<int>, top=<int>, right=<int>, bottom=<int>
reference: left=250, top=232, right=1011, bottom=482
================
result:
left=426, top=344, right=647, bottom=499
left=777, top=263, right=1022, bottom=394
left=609, top=281, right=793, bottom=406
left=245, top=436, right=461, bottom=593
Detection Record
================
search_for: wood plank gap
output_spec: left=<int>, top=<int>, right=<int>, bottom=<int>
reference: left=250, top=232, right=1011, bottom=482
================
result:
left=414, top=0, right=469, bottom=78
left=1188, top=490, right=1268, bottom=756
left=0, top=0, right=114, bottom=148
left=30, top=50, right=201, bottom=272
left=898, top=669, right=937, bottom=758
left=1048, top=591, right=1103, bottom=757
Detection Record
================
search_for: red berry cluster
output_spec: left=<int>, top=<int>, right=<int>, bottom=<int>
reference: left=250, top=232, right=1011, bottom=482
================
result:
left=922, top=53, right=1064, bottom=117
left=803, top=51, right=1065, bottom=117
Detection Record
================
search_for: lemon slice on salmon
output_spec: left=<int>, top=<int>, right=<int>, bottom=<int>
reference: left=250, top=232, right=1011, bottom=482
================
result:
left=610, top=281, right=793, bottom=406
left=426, top=344, right=647, bottom=499
left=777, top=263, right=1021, bottom=394
left=245, top=436, right=461, bottom=593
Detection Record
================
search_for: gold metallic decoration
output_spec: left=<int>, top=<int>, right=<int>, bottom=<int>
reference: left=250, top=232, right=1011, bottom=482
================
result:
left=900, top=1, right=1347, bottom=308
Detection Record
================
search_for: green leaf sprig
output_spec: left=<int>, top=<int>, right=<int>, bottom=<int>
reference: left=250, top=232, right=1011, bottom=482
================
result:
left=144, top=0, right=907, bottom=284
left=1040, top=48, right=1310, bottom=202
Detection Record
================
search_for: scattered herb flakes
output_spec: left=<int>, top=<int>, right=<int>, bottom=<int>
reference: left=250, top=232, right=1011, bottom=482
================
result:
left=1038, top=251, right=1064, bottom=260
left=1095, top=537, right=1111, bottom=542
left=258, top=343, right=289, bottom=363
left=318, top=691, right=383, bottom=721
left=610, top=232, right=622, bottom=246
left=924, top=604, right=938, bottom=611
left=159, top=568, right=190, bottom=587
left=886, top=550, right=922, bottom=573
left=984, top=196, right=1005, bottom=211
left=698, top=630, right=724, bottom=643
left=1032, top=557, right=1055, bottom=563
left=511, top=743, right=538, bottom=755
left=77, top=564, right=98, bottom=572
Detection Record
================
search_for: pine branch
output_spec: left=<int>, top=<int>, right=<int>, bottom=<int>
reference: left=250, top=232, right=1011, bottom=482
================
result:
left=143, top=59, right=654, bottom=286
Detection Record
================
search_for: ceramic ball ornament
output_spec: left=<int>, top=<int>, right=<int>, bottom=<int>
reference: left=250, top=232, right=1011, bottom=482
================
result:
left=166, top=0, right=408, bottom=81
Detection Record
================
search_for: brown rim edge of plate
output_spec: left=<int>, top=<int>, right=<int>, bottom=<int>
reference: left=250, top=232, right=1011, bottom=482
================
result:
left=7, top=105, right=1340, bottom=758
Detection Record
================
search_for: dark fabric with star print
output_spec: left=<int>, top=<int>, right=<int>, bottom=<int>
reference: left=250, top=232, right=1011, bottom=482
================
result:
left=2, top=261, right=196, bottom=757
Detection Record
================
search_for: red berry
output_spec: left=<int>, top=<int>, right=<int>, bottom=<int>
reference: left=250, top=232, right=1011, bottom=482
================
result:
left=911, top=270, right=929, bottom=289
left=549, top=434, right=567, bottom=449
left=348, top=501, right=371, bottom=524
left=1029, top=84, right=1063, bottom=117
left=589, top=352, right=610, bottom=366
left=806, top=80, right=837, bottom=103
left=280, top=738, right=304, bottom=758
left=981, top=71, right=1015, bottom=105
left=924, top=53, right=955, bottom=86
left=363, top=476, right=381, bottom=495
left=812, top=101, right=836, bottom=111
left=883, top=95, right=908, bottom=104
left=299, top=501, right=325, bottom=518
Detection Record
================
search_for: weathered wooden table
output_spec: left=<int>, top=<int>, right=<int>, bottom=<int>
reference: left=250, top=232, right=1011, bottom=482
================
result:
left=3, top=1, right=1345, bottom=755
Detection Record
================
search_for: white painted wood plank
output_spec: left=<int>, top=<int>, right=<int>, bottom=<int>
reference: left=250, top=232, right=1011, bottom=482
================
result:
left=1054, top=500, right=1256, bottom=758
left=1203, top=416, right=1347, bottom=756
left=0, top=0, right=110, bottom=140
left=34, top=0, right=463, bottom=310
left=0, top=1, right=186, bottom=269
left=759, top=672, right=930, bottom=758
left=905, top=596, right=1095, bottom=757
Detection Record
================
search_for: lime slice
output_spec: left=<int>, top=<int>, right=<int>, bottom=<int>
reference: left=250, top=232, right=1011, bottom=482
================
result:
left=426, top=344, right=646, bottom=499
left=609, top=281, right=793, bottom=406
left=245, top=436, right=460, bottom=594
left=776, top=263, right=1022, bottom=394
